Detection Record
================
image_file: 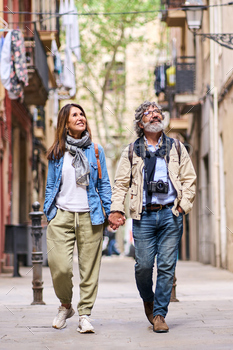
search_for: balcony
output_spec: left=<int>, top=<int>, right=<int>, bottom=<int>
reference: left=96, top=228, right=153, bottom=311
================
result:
left=31, top=0, right=60, bottom=52
left=176, top=56, right=195, bottom=93
left=24, top=27, right=49, bottom=106
left=155, top=56, right=199, bottom=115
left=174, top=56, right=198, bottom=109
left=169, top=115, right=189, bottom=134
left=161, top=0, right=186, bottom=26
left=36, top=13, right=60, bottom=52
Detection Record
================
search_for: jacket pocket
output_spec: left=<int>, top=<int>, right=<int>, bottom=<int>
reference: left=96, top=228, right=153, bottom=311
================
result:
left=129, top=181, right=138, bottom=212
left=90, top=163, right=98, bottom=181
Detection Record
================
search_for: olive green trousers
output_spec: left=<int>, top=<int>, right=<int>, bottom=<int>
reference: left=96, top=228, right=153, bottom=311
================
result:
left=47, top=208, right=103, bottom=316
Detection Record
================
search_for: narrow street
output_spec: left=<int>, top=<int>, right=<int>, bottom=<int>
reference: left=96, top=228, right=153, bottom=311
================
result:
left=1, top=256, right=233, bottom=350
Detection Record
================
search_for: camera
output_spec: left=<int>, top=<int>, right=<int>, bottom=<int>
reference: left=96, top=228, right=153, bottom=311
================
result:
left=147, top=180, right=168, bottom=194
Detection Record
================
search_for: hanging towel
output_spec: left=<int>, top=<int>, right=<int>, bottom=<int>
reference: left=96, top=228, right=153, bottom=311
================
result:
left=60, top=0, right=81, bottom=61
left=63, top=46, right=76, bottom=96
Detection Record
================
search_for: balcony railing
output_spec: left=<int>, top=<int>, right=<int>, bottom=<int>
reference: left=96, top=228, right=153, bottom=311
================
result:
left=176, top=56, right=195, bottom=94
left=154, top=56, right=196, bottom=111
left=160, top=0, right=186, bottom=23
left=34, top=0, right=60, bottom=33
left=7, top=0, right=59, bottom=37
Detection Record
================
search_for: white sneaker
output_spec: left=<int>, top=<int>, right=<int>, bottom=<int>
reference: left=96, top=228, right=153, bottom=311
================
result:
left=52, top=305, right=75, bottom=329
left=77, top=315, right=95, bottom=333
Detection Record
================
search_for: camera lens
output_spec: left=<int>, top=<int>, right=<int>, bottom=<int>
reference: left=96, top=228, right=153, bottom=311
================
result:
left=157, top=181, right=164, bottom=190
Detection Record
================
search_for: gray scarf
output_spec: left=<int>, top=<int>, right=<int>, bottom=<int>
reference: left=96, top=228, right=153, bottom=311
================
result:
left=65, top=131, right=92, bottom=186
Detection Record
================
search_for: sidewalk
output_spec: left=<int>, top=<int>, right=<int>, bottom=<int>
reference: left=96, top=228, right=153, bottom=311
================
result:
left=1, top=257, right=233, bottom=350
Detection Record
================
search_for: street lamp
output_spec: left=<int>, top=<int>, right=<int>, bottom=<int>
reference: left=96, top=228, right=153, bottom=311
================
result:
left=183, top=4, right=205, bottom=32
left=183, top=2, right=233, bottom=49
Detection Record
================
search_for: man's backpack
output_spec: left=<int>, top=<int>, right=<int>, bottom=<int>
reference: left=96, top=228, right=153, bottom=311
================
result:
left=128, top=139, right=181, bottom=188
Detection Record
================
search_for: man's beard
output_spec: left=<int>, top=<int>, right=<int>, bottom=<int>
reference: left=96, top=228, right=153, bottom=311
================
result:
left=141, top=119, right=164, bottom=133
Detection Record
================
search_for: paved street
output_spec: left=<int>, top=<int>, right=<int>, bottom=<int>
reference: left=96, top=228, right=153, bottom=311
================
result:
left=1, top=256, right=233, bottom=350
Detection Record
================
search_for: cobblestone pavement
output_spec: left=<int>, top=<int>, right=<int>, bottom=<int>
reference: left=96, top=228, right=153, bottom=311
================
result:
left=1, top=257, right=233, bottom=350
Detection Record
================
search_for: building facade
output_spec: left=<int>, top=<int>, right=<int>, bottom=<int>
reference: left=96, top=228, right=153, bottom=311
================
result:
left=0, top=0, right=60, bottom=272
left=160, top=0, right=233, bottom=271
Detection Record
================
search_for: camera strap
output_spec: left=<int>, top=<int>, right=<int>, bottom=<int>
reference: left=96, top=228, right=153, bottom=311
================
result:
left=141, top=139, right=169, bottom=185
left=131, top=134, right=174, bottom=205
left=141, top=138, right=170, bottom=205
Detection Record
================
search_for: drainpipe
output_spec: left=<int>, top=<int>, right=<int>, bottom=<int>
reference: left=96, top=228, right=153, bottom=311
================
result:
left=209, top=2, right=220, bottom=267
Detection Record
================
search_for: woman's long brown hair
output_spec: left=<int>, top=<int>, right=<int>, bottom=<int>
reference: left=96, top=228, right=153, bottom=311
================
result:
left=47, top=103, right=92, bottom=160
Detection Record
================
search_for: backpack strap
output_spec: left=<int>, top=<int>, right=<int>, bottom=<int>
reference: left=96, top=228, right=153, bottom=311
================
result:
left=174, top=139, right=181, bottom=165
left=94, top=143, right=102, bottom=179
left=128, top=142, right=134, bottom=188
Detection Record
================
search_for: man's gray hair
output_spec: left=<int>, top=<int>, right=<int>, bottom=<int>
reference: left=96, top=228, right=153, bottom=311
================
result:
left=134, top=101, right=165, bottom=138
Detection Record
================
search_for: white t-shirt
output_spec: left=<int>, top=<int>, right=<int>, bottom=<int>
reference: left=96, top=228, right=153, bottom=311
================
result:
left=56, top=151, right=90, bottom=212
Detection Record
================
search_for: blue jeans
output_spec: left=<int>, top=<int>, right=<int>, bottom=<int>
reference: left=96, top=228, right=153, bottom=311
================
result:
left=133, top=207, right=183, bottom=318
left=107, top=239, right=120, bottom=256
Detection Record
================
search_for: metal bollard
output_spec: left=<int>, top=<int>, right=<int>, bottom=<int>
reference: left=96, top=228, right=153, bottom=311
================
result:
left=29, top=201, right=46, bottom=305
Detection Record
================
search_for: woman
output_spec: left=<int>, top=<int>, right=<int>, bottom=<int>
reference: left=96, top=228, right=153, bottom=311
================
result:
left=44, top=103, right=111, bottom=333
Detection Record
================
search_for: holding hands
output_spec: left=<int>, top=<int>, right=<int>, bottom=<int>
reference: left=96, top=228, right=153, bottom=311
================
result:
left=108, top=211, right=126, bottom=230
left=108, top=206, right=183, bottom=230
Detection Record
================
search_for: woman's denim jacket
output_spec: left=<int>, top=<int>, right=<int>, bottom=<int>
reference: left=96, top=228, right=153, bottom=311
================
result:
left=43, top=143, right=112, bottom=225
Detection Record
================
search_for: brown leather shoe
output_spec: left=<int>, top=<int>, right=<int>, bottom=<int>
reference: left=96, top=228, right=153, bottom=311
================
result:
left=153, top=315, right=169, bottom=333
left=143, top=301, right=154, bottom=325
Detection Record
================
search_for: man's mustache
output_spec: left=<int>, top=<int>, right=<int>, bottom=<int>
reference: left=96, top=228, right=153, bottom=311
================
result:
left=149, top=118, right=161, bottom=123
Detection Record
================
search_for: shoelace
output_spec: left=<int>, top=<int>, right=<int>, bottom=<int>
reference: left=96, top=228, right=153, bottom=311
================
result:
left=154, top=315, right=165, bottom=323
left=57, top=307, right=68, bottom=319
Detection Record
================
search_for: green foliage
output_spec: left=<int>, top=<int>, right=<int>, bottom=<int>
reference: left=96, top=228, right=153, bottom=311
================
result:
left=70, top=0, right=161, bottom=159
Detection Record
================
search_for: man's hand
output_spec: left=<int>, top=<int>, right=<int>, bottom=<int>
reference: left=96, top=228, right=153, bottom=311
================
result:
left=177, top=205, right=184, bottom=214
left=108, top=212, right=126, bottom=230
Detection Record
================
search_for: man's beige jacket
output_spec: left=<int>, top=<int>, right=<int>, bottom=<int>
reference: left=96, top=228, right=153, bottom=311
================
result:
left=111, top=139, right=197, bottom=220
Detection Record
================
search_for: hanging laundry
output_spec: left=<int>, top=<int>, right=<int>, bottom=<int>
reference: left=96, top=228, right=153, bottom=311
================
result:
left=51, top=39, right=62, bottom=74
left=59, top=0, right=82, bottom=98
left=69, top=0, right=81, bottom=61
left=166, top=66, right=176, bottom=86
left=59, top=0, right=81, bottom=61
left=154, top=64, right=170, bottom=96
left=154, top=66, right=165, bottom=96
left=63, top=46, right=76, bottom=97
left=7, top=90, right=19, bottom=100
left=9, top=30, right=28, bottom=101
left=0, top=30, right=28, bottom=102
left=60, top=0, right=70, bottom=28
left=160, top=65, right=165, bottom=90
left=0, top=36, right=4, bottom=61
left=0, top=31, right=12, bottom=91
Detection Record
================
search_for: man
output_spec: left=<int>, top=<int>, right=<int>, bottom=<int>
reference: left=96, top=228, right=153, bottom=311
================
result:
left=108, top=101, right=196, bottom=333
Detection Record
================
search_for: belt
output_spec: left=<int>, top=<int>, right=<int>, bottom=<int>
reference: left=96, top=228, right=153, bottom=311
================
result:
left=142, top=202, right=174, bottom=212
